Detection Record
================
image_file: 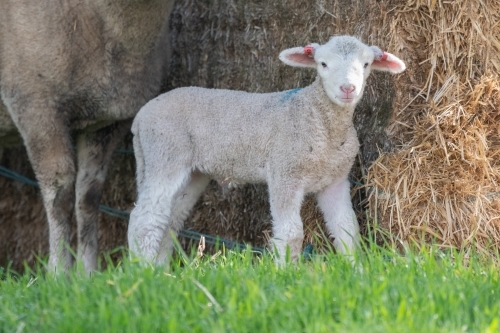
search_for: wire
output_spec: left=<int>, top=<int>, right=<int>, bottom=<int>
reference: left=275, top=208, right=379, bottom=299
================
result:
left=0, top=165, right=268, bottom=253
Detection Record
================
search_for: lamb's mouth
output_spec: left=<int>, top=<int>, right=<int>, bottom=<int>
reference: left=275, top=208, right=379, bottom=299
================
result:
left=339, top=97, right=355, bottom=104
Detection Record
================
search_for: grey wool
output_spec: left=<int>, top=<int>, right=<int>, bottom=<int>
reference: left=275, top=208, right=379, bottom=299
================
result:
left=0, top=0, right=175, bottom=273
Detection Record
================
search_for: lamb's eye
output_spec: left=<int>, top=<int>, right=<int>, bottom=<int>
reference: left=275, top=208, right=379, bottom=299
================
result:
left=321, top=62, right=327, bottom=68
left=363, top=63, right=369, bottom=68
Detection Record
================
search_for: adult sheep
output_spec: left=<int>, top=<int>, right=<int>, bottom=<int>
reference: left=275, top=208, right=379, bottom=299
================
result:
left=129, top=35, right=406, bottom=265
left=0, top=0, right=174, bottom=273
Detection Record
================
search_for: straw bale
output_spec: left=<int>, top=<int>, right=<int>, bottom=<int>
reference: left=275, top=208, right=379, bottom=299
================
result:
left=367, top=0, right=500, bottom=256
left=0, top=148, right=49, bottom=269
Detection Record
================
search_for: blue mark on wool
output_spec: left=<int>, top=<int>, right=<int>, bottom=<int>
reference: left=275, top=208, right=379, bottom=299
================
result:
left=280, top=88, right=302, bottom=103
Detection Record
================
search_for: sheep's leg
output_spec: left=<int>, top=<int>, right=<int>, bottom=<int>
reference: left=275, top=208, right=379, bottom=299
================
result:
left=5, top=98, right=75, bottom=273
left=128, top=167, right=191, bottom=265
left=156, top=172, right=210, bottom=264
left=317, top=179, right=359, bottom=256
left=75, top=121, right=131, bottom=273
left=268, top=184, right=305, bottom=264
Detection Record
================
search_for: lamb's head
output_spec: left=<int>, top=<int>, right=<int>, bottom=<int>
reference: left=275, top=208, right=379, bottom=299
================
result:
left=279, top=35, right=406, bottom=107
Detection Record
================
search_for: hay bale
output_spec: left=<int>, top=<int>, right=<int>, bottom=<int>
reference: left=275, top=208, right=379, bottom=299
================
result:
left=366, top=1, right=500, bottom=256
left=0, top=0, right=405, bottom=270
left=0, top=148, right=49, bottom=270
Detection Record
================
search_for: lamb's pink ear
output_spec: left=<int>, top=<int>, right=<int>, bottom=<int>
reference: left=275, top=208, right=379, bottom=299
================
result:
left=370, top=46, right=406, bottom=74
left=279, top=44, right=319, bottom=68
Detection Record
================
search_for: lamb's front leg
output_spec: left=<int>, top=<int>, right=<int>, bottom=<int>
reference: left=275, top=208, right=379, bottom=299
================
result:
left=317, top=179, right=359, bottom=256
left=268, top=183, right=305, bottom=264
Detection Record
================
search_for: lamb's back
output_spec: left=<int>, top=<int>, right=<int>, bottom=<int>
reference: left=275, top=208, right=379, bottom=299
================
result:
left=136, top=87, right=304, bottom=181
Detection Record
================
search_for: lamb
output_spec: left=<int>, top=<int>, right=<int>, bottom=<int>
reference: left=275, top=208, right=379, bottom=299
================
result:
left=128, top=35, right=406, bottom=264
left=0, top=0, right=175, bottom=273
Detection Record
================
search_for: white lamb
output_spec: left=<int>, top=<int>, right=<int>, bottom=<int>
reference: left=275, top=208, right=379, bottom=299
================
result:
left=128, top=35, right=405, bottom=265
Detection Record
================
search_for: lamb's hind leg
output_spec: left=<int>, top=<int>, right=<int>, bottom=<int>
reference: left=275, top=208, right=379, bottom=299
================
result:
left=317, top=179, right=359, bottom=256
left=128, top=166, right=191, bottom=265
left=156, top=172, right=210, bottom=264
left=268, top=182, right=305, bottom=264
left=75, top=120, right=132, bottom=273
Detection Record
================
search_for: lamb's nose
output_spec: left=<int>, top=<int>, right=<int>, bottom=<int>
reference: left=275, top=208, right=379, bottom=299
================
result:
left=340, top=84, right=355, bottom=94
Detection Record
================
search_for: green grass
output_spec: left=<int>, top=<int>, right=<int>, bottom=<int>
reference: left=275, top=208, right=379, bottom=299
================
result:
left=1, top=245, right=499, bottom=333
